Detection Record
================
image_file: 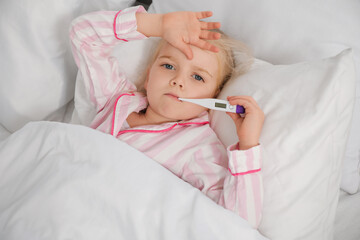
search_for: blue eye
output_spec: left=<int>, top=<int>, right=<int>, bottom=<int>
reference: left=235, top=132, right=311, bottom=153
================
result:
left=192, top=74, right=204, bottom=82
left=162, top=64, right=175, bottom=70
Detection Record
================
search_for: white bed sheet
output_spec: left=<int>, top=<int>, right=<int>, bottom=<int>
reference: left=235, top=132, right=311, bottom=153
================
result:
left=334, top=190, right=360, bottom=240
left=0, top=121, right=268, bottom=240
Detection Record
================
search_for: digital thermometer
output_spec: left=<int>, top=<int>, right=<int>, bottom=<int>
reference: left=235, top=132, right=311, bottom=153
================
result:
left=178, top=98, right=245, bottom=114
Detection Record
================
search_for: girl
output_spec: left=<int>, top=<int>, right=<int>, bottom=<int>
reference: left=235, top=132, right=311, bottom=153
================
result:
left=70, top=5, right=265, bottom=228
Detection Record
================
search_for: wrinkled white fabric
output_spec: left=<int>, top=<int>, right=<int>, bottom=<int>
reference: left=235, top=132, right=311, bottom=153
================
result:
left=0, top=122, right=269, bottom=240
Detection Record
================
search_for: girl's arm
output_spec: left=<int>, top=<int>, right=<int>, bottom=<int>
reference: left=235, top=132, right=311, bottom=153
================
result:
left=222, top=95, right=265, bottom=228
left=184, top=96, right=264, bottom=228
left=69, top=6, right=147, bottom=112
left=219, top=143, right=263, bottom=229
left=69, top=6, right=220, bottom=112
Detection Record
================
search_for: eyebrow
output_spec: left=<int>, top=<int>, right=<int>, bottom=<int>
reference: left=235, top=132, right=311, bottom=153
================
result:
left=194, top=66, right=213, bottom=78
left=158, top=55, right=214, bottom=78
left=159, top=55, right=173, bottom=60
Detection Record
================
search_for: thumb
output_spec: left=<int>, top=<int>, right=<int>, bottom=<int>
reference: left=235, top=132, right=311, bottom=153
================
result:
left=177, top=37, right=193, bottom=59
left=181, top=43, right=193, bottom=60
left=227, top=112, right=243, bottom=125
left=227, top=112, right=238, bottom=121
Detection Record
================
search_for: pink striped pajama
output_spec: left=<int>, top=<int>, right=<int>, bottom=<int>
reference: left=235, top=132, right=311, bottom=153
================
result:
left=69, top=6, right=263, bottom=228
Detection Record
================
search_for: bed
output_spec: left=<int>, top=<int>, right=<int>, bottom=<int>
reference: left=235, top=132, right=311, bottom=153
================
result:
left=0, top=0, right=359, bottom=239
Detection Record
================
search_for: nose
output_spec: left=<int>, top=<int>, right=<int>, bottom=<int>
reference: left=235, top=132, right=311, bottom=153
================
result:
left=169, top=76, right=184, bottom=89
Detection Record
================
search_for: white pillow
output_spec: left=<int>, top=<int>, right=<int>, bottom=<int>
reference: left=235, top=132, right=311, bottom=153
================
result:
left=210, top=49, right=356, bottom=239
left=70, top=37, right=161, bottom=126
left=0, top=0, right=136, bottom=132
left=148, top=0, right=360, bottom=194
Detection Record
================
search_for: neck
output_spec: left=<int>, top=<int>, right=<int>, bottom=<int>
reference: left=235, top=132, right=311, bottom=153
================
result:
left=143, top=107, right=177, bottom=125
left=126, top=107, right=177, bottom=128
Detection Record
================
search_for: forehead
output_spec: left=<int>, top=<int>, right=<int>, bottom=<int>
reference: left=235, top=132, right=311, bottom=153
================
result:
left=157, top=42, right=219, bottom=73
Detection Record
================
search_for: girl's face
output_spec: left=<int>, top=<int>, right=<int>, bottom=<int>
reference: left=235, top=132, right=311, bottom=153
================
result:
left=145, top=42, right=220, bottom=123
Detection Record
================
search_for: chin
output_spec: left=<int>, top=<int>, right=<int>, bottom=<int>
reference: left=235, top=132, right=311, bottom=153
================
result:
left=159, top=105, right=205, bottom=122
left=174, top=112, right=203, bottom=121
left=162, top=112, right=190, bottom=122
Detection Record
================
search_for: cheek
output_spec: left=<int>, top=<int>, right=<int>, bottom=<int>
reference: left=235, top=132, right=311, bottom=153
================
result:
left=147, top=68, right=169, bottom=88
left=190, top=105, right=207, bottom=114
left=146, top=74, right=158, bottom=93
left=194, top=84, right=219, bottom=99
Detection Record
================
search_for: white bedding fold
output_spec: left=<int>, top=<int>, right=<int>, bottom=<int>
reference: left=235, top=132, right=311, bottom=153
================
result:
left=0, top=123, right=10, bottom=142
left=0, top=122, right=268, bottom=240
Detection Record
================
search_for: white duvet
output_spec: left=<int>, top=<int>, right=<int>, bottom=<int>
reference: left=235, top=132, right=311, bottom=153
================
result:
left=0, top=122, right=268, bottom=240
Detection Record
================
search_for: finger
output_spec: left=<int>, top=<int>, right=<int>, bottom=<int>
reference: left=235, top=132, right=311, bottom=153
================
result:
left=227, top=112, right=244, bottom=123
left=228, top=96, right=259, bottom=108
left=228, top=96, right=254, bottom=103
left=227, top=96, right=256, bottom=112
left=199, top=30, right=221, bottom=40
left=228, top=98, right=253, bottom=109
left=228, top=100, right=261, bottom=118
left=175, top=41, right=193, bottom=59
left=183, top=44, right=193, bottom=59
left=196, top=11, right=213, bottom=19
left=227, top=112, right=239, bottom=120
left=191, top=39, right=219, bottom=53
left=227, top=95, right=255, bottom=101
left=227, top=96, right=253, bottom=105
left=200, top=21, right=221, bottom=30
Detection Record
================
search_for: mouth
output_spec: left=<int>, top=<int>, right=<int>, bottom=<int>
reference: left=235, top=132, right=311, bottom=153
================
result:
left=165, top=93, right=182, bottom=102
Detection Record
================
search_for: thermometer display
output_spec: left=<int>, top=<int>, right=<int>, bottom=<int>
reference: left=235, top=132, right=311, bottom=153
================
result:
left=215, top=102, right=227, bottom=109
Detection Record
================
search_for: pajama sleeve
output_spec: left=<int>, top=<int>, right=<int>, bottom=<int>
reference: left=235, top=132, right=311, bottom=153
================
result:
left=220, top=143, right=263, bottom=228
left=69, top=6, right=147, bottom=112
left=185, top=142, right=263, bottom=229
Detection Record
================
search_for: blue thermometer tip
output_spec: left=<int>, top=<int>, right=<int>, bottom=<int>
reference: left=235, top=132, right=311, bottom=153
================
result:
left=236, top=105, right=245, bottom=114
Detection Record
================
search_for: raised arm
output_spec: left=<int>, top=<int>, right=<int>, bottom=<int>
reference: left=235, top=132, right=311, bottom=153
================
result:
left=69, top=6, right=147, bottom=112
left=69, top=6, right=222, bottom=111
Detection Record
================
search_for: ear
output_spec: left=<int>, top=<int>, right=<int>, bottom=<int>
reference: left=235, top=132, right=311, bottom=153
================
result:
left=214, top=88, right=221, bottom=98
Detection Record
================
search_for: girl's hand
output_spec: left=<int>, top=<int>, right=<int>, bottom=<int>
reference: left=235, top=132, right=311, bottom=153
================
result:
left=226, top=96, right=265, bottom=150
left=136, top=11, right=221, bottom=59
left=161, top=11, right=221, bottom=59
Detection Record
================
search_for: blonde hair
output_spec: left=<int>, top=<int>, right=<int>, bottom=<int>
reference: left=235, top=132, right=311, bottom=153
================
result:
left=137, top=30, right=254, bottom=96
left=208, top=29, right=254, bottom=95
